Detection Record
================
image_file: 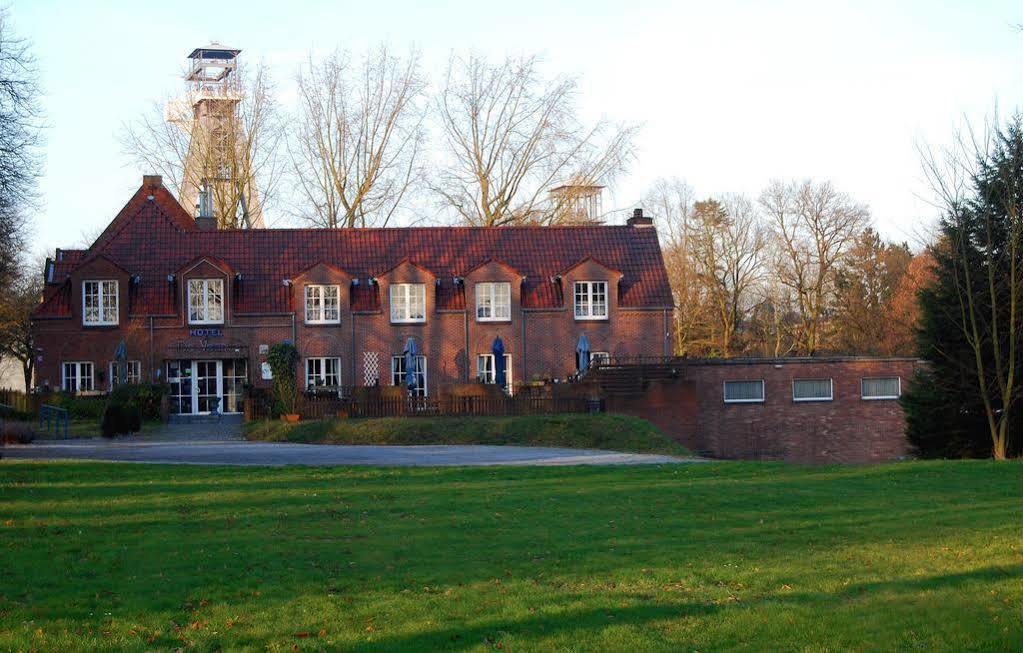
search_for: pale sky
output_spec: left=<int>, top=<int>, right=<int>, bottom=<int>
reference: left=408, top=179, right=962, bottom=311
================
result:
left=11, top=0, right=1023, bottom=258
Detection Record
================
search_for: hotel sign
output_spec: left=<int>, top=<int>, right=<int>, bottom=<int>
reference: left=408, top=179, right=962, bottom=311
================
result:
left=189, top=328, right=223, bottom=337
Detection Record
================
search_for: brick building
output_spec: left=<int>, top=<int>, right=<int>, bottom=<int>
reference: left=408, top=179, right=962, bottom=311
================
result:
left=31, top=176, right=674, bottom=415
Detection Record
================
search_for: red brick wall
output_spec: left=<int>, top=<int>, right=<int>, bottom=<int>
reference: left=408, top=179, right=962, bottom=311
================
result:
left=606, top=358, right=920, bottom=463
left=33, top=258, right=669, bottom=393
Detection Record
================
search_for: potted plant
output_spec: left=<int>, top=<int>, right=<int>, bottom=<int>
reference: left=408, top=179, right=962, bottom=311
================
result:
left=267, top=342, right=300, bottom=422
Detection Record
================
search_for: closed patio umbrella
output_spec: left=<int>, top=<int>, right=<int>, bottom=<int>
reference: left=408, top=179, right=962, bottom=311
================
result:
left=576, top=333, right=591, bottom=373
left=492, top=336, right=507, bottom=389
left=114, top=340, right=128, bottom=386
left=403, top=337, right=418, bottom=392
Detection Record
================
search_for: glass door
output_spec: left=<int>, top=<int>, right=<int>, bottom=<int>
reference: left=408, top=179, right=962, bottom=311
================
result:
left=195, top=360, right=223, bottom=414
left=167, top=360, right=193, bottom=414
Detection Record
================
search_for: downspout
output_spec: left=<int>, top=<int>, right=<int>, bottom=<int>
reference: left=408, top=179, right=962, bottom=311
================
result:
left=149, top=316, right=155, bottom=379
left=663, top=308, right=669, bottom=357
left=521, top=308, right=527, bottom=383
left=351, top=313, right=357, bottom=387
left=463, top=308, right=470, bottom=383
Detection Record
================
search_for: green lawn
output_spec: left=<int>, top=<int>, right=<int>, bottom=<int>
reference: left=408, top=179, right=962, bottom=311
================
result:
left=245, top=413, right=691, bottom=456
left=0, top=461, right=1021, bottom=651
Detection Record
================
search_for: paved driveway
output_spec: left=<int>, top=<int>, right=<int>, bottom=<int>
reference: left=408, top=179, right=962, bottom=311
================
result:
left=3, top=439, right=690, bottom=466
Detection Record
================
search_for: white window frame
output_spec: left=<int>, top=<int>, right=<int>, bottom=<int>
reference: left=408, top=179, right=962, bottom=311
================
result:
left=304, top=284, right=341, bottom=324
left=82, top=280, right=119, bottom=326
left=475, top=282, right=511, bottom=322
left=108, top=360, right=142, bottom=389
left=305, top=357, right=341, bottom=389
left=590, top=351, right=610, bottom=366
left=861, top=376, right=901, bottom=400
left=723, top=379, right=765, bottom=404
left=61, top=361, right=95, bottom=393
left=187, top=278, right=225, bottom=325
left=389, top=283, right=426, bottom=323
left=476, top=353, right=513, bottom=389
left=391, top=355, right=428, bottom=396
left=574, top=280, right=608, bottom=320
left=792, top=378, right=833, bottom=402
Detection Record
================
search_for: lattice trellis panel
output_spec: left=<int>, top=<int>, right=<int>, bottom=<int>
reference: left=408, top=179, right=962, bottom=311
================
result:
left=363, top=351, right=380, bottom=386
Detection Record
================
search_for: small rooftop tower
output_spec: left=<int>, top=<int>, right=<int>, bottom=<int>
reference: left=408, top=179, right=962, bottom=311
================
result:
left=170, top=43, right=265, bottom=228
left=548, top=176, right=605, bottom=224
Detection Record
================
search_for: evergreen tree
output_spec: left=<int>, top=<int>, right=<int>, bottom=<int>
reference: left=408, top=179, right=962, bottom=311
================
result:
left=904, top=116, right=1023, bottom=459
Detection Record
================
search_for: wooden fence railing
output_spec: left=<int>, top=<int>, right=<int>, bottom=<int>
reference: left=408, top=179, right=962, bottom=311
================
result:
left=246, top=391, right=596, bottom=421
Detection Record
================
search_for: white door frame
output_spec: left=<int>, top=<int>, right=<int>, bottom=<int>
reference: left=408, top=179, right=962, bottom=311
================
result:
left=192, top=359, right=223, bottom=415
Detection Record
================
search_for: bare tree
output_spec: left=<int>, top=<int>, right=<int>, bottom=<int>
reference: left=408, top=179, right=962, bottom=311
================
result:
left=760, top=180, right=869, bottom=354
left=0, top=261, right=42, bottom=392
left=0, top=10, right=42, bottom=290
left=644, top=178, right=708, bottom=354
left=122, top=61, right=285, bottom=228
left=435, top=53, right=637, bottom=226
left=688, top=196, right=766, bottom=355
left=291, top=46, right=426, bottom=228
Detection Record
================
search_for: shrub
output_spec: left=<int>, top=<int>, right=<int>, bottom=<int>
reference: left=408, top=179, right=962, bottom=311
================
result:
left=267, top=343, right=299, bottom=416
left=2, top=421, right=36, bottom=444
left=49, top=392, right=106, bottom=420
left=108, top=383, right=167, bottom=421
left=101, top=403, right=139, bottom=438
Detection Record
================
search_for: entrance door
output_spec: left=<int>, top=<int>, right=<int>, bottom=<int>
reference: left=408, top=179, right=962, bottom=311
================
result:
left=195, top=360, right=223, bottom=414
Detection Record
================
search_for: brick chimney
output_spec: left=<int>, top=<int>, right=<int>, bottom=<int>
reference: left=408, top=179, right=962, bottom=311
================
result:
left=194, top=180, right=217, bottom=230
left=627, top=207, right=653, bottom=228
left=143, top=174, right=162, bottom=189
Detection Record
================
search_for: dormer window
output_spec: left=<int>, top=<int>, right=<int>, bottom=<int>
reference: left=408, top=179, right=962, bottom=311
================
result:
left=82, top=280, right=118, bottom=326
left=476, top=282, right=511, bottom=321
left=390, top=283, right=426, bottom=323
left=305, top=284, right=340, bottom=324
left=188, top=278, right=225, bottom=324
left=574, top=281, right=608, bottom=320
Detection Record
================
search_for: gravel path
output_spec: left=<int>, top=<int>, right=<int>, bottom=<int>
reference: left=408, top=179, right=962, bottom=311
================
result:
left=2, top=439, right=695, bottom=467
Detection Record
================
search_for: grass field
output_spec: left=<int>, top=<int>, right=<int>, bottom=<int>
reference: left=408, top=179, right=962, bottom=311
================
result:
left=1, top=460, right=1021, bottom=651
left=245, top=413, right=691, bottom=456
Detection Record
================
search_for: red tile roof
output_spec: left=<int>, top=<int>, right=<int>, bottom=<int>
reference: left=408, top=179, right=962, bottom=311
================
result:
left=34, top=181, right=673, bottom=318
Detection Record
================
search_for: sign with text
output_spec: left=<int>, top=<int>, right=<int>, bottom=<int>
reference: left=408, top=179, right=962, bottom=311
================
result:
left=189, top=328, right=223, bottom=338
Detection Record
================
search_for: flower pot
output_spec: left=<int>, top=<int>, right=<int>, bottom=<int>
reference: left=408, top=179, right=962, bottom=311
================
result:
left=280, top=413, right=300, bottom=423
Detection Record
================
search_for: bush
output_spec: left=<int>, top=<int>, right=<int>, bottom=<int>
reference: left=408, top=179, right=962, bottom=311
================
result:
left=267, top=343, right=299, bottom=416
left=101, top=403, right=140, bottom=438
left=108, top=383, right=167, bottom=421
left=2, top=421, right=36, bottom=444
left=49, top=392, right=106, bottom=420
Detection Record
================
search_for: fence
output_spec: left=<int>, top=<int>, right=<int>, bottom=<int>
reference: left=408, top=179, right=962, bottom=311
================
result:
left=246, top=389, right=595, bottom=421
left=0, top=389, right=35, bottom=414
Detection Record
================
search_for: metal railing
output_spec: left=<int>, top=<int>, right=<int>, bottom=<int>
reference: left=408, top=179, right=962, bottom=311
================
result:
left=38, top=404, right=70, bottom=439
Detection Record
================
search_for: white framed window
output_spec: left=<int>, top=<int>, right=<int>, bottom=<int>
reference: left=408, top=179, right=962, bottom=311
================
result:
left=862, top=377, right=901, bottom=400
left=590, top=351, right=610, bottom=366
left=724, top=379, right=764, bottom=403
left=305, top=284, right=340, bottom=324
left=391, top=355, right=427, bottom=396
left=477, top=353, right=513, bottom=390
left=61, top=361, right=94, bottom=393
left=390, top=283, right=426, bottom=323
left=793, top=378, right=833, bottom=402
left=305, top=357, right=341, bottom=388
left=108, top=360, right=142, bottom=389
left=475, top=282, right=511, bottom=321
left=82, top=280, right=118, bottom=325
left=188, top=278, right=225, bottom=324
left=574, top=281, right=608, bottom=320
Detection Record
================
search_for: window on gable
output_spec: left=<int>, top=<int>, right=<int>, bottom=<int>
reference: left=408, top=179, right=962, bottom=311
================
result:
left=391, top=355, right=427, bottom=396
left=305, top=357, right=341, bottom=389
left=861, top=377, right=901, bottom=400
left=108, top=360, right=142, bottom=389
left=305, top=284, right=340, bottom=324
left=476, top=282, right=511, bottom=321
left=793, top=378, right=833, bottom=402
left=574, top=281, right=608, bottom=320
left=188, top=278, right=225, bottom=324
left=724, top=379, right=764, bottom=403
left=390, top=283, right=426, bottom=323
left=82, top=280, right=118, bottom=325
left=62, top=361, right=94, bottom=393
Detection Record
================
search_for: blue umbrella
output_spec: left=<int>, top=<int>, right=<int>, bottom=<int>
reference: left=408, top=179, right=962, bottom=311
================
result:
left=492, top=336, right=507, bottom=389
left=403, top=337, right=418, bottom=390
left=576, top=333, right=591, bottom=373
left=114, top=340, right=128, bottom=385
